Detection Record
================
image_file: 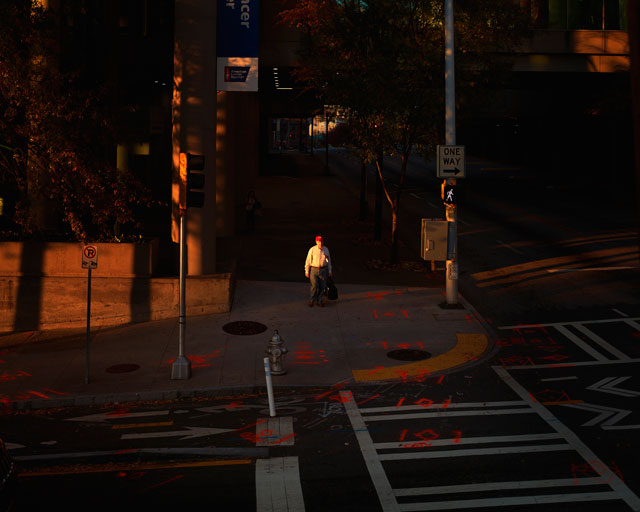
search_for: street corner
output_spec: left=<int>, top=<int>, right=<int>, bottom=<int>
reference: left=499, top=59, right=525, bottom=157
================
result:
left=351, top=332, right=490, bottom=383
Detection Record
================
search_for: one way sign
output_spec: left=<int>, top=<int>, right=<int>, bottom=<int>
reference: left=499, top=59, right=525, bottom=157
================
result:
left=437, top=145, right=465, bottom=178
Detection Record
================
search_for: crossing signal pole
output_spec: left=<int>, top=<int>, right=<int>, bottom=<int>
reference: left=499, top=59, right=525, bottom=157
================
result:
left=444, top=0, right=459, bottom=306
left=171, top=152, right=205, bottom=380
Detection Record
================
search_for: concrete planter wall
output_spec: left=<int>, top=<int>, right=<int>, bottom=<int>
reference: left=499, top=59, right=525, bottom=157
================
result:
left=0, top=242, right=234, bottom=333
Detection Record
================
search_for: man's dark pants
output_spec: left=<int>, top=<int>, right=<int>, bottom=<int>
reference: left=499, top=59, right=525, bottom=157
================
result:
left=309, top=266, right=328, bottom=303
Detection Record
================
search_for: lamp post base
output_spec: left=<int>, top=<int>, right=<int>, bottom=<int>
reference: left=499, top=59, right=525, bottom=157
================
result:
left=171, top=356, right=192, bottom=380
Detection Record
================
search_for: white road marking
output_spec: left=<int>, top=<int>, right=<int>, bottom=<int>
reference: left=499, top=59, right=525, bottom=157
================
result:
left=587, top=376, right=640, bottom=397
left=612, top=308, right=629, bottom=317
left=256, top=457, right=306, bottom=512
left=553, top=325, right=608, bottom=361
left=494, top=366, right=640, bottom=511
left=120, top=426, right=233, bottom=440
left=396, top=492, right=624, bottom=511
left=394, top=477, right=605, bottom=496
left=625, top=319, right=640, bottom=331
left=541, top=376, right=578, bottom=382
left=257, top=417, right=295, bottom=446
left=499, top=317, right=640, bottom=329
left=546, top=266, right=638, bottom=273
left=363, top=408, right=535, bottom=422
left=66, top=410, right=170, bottom=422
left=496, top=239, right=525, bottom=255
left=378, top=444, right=572, bottom=461
left=361, top=401, right=525, bottom=414
left=341, top=391, right=399, bottom=512
left=561, top=403, right=631, bottom=428
left=373, top=433, right=563, bottom=451
left=573, top=324, right=630, bottom=360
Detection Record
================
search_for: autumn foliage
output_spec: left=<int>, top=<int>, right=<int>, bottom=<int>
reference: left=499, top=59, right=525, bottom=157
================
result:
left=0, top=0, right=152, bottom=242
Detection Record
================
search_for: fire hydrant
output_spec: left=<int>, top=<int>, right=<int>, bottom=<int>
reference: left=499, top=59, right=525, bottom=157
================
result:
left=266, top=330, right=287, bottom=375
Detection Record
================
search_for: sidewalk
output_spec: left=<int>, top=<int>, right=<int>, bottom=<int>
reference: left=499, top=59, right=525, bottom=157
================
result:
left=0, top=152, right=495, bottom=410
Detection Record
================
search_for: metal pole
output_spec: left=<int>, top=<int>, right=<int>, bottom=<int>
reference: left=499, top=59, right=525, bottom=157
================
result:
left=85, top=266, right=91, bottom=385
left=264, top=357, right=276, bottom=417
left=325, top=112, right=329, bottom=173
left=444, top=0, right=458, bottom=305
left=171, top=213, right=192, bottom=379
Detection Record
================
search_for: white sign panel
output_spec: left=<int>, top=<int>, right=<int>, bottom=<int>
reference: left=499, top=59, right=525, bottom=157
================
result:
left=437, top=145, right=465, bottom=178
left=82, top=245, right=98, bottom=269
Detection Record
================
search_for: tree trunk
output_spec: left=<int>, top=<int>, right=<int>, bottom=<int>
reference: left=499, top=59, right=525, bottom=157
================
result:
left=390, top=196, right=400, bottom=264
left=359, top=159, right=368, bottom=221
left=374, top=153, right=383, bottom=241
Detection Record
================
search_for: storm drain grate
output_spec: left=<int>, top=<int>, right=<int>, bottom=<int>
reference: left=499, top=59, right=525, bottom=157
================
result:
left=106, top=363, right=140, bottom=374
left=386, top=349, right=432, bottom=361
left=223, top=321, right=268, bottom=336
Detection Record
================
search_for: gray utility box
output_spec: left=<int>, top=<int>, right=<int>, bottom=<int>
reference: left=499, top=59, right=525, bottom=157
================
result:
left=421, top=219, right=448, bottom=261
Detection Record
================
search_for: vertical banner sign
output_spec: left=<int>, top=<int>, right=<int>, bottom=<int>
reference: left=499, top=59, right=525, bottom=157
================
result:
left=217, top=0, right=259, bottom=92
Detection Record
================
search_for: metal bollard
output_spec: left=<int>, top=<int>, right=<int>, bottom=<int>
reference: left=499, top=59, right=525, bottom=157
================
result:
left=265, top=330, right=288, bottom=375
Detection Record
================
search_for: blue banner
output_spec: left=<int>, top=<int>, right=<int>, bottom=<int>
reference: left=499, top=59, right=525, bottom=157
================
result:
left=217, top=0, right=259, bottom=91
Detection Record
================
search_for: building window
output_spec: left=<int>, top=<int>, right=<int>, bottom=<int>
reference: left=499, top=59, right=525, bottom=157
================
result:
left=530, top=0, right=627, bottom=29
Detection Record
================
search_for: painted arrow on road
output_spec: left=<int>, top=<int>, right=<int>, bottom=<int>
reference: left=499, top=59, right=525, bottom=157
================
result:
left=65, top=410, right=170, bottom=422
left=120, top=426, right=234, bottom=441
left=561, top=402, right=633, bottom=428
left=587, top=376, right=640, bottom=397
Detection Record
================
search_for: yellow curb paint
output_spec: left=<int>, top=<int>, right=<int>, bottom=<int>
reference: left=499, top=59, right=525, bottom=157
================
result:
left=352, top=333, right=488, bottom=382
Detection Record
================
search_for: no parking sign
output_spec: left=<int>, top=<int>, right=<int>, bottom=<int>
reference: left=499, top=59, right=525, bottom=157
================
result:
left=82, top=245, right=98, bottom=269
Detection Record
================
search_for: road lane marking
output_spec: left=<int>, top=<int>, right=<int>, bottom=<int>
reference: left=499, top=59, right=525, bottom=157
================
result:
left=494, top=366, right=640, bottom=511
left=374, top=433, right=563, bottom=450
left=546, top=266, right=638, bottom=273
left=553, top=325, right=608, bottom=361
left=573, top=324, right=630, bottom=360
left=500, top=317, right=640, bottom=329
left=256, top=417, right=295, bottom=446
left=341, top=391, right=399, bottom=512
left=361, top=400, right=526, bottom=413
left=396, top=492, right=625, bottom=511
left=111, top=421, right=174, bottom=429
left=120, top=426, right=233, bottom=440
left=20, top=458, right=252, bottom=476
left=394, top=477, right=606, bottom=496
left=256, top=457, right=305, bottom=512
left=378, top=444, right=572, bottom=461
left=66, top=410, right=170, bottom=422
left=363, top=408, right=534, bottom=422
left=352, top=333, right=488, bottom=382
left=496, top=239, right=525, bottom=255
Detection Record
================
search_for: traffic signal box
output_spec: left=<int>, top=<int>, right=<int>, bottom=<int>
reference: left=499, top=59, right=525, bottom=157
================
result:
left=184, top=153, right=205, bottom=208
left=172, top=152, right=205, bottom=243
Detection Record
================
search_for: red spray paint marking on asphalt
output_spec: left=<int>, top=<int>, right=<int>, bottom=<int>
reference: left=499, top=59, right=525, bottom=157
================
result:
left=357, top=394, right=380, bottom=406
left=571, top=460, right=624, bottom=485
left=140, top=474, right=184, bottom=493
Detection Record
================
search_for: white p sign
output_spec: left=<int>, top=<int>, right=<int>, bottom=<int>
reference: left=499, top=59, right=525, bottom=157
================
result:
left=82, top=245, right=98, bottom=269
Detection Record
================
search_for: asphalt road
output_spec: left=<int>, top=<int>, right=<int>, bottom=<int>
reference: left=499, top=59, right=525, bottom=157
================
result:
left=2, top=149, right=639, bottom=511
left=326, top=147, right=640, bottom=327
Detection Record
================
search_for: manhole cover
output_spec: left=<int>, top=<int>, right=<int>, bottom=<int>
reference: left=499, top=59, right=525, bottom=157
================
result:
left=387, top=349, right=432, bottom=361
left=105, top=363, right=140, bottom=374
left=223, top=321, right=268, bottom=335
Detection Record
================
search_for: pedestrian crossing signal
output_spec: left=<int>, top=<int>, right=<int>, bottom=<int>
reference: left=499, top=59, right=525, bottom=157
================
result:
left=441, top=180, right=456, bottom=206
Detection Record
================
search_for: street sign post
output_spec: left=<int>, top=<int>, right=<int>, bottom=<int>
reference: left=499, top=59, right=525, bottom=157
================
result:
left=82, top=245, right=98, bottom=384
left=437, top=145, right=465, bottom=178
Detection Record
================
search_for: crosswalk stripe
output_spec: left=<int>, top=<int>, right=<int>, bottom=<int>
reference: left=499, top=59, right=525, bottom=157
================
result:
left=256, top=457, right=305, bottom=512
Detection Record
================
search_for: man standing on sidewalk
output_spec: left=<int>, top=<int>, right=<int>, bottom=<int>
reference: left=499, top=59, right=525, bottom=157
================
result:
left=304, top=235, right=332, bottom=307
